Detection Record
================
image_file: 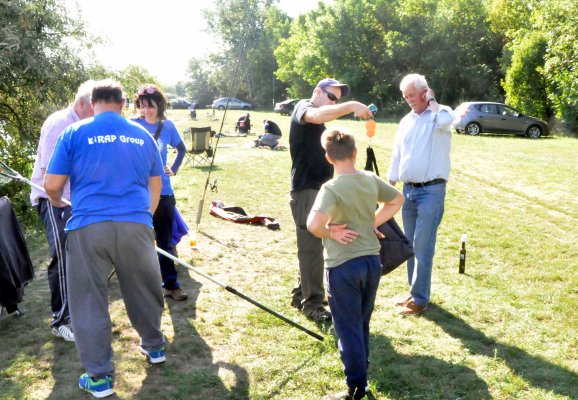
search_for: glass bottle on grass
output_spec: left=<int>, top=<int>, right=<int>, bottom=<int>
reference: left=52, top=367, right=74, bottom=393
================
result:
left=459, top=234, right=467, bottom=274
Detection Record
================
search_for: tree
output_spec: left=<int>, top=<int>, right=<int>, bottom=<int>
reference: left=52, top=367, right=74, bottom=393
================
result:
left=275, top=9, right=330, bottom=99
left=489, top=0, right=578, bottom=133
left=201, top=0, right=291, bottom=107
left=503, top=33, right=549, bottom=119
left=184, top=57, right=218, bottom=107
left=535, top=0, right=578, bottom=131
left=115, top=65, right=162, bottom=102
left=0, top=0, right=91, bottom=214
left=275, top=0, right=503, bottom=115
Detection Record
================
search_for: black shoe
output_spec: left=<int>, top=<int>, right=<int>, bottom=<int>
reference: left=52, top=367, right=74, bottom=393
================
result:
left=290, top=298, right=303, bottom=310
left=305, top=306, right=331, bottom=322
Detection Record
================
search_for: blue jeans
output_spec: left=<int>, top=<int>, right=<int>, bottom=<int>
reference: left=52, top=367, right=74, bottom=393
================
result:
left=402, top=182, right=446, bottom=307
left=327, top=255, right=382, bottom=394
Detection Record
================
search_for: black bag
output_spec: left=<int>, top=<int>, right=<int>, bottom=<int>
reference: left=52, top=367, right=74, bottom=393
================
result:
left=377, top=218, right=414, bottom=275
left=364, top=145, right=414, bottom=275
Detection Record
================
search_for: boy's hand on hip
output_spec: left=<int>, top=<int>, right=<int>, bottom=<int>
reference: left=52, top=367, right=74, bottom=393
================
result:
left=328, top=224, right=358, bottom=244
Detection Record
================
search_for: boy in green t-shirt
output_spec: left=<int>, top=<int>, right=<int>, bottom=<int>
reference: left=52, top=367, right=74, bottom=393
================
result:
left=307, top=127, right=404, bottom=400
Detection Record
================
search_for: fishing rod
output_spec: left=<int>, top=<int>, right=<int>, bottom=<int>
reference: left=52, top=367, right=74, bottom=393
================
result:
left=195, top=10, right=255, bottom=230
left=0, top=160, right=324, bottom=341
left=156, top=247, right=323, bottom=341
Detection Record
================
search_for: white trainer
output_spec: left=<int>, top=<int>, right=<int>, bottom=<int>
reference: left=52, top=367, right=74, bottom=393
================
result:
left=52, top=323, right=75, bottom=342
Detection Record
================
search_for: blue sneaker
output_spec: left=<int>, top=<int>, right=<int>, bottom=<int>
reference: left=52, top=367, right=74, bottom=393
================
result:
left=78, top=373, right=114, bottom=398
left=140, top=345, right=166, bottom=364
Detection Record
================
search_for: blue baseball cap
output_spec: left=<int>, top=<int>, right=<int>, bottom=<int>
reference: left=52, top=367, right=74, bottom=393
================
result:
left=316, top=78, right=350, bottom=97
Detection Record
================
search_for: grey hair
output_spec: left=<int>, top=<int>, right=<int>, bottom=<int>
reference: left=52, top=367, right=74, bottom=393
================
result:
left=74, top=80, right=97, bottom=103
left=400, top=74, right=428, bottom=92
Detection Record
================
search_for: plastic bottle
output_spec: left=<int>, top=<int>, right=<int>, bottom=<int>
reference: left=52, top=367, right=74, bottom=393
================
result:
left=365, top=119, right=376, bottom=138
left=459, top=234, right=467, bottom=274
left=189, top=231, right=197, bottom=248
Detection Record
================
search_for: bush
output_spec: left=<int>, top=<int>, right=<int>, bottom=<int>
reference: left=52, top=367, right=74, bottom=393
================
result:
left=503, top=33, right=549, bottom=120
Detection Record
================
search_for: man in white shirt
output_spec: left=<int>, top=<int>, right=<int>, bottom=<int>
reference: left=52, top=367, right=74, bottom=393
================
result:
left=29, top=80, right=95, bottom=341
left=388, top=73, right=454, bottom=316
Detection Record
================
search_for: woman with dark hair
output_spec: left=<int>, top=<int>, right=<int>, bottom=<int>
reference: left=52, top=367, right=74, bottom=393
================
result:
left=133, top=84, right=188, bottom=301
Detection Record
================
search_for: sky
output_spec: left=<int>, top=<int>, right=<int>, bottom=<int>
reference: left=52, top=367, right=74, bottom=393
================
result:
left=65, top=0, right=333, bottom=85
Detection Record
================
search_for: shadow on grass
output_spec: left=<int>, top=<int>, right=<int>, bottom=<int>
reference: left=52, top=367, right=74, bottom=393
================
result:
left=0, top=260, right=82, bottom=400
left=199, top=230, right=238, bottom=250
left=423, top=305, right=578, bottom=398
left=313, top=319, right=333, bottom=336
left=459, top=132, right=555, bottom=140
left=193, top=164, right=223, bottom=173
left=46, top=338, right=78, bottom=399
left=261, top=354, right=319, bottom=399
left=370, top=331, right=491, bottom=399
left=133, top=267, right=249, bottom=399
left=0, top=311, right=53, bottom=400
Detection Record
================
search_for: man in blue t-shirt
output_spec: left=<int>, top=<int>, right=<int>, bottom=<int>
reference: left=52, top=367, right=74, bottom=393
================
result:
left=45, top=79, right=166, bottom=399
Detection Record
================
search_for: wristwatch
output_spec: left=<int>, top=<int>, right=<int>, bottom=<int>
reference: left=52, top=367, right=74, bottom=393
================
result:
left=428, top=97, right=436, bottom=103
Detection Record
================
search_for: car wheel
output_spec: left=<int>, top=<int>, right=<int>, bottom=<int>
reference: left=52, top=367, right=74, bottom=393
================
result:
left=218, top=105, right=225, bottom=111
left=526, top=125, right=542, bottom=139
left=465, top=122, right=481, bottom=136
left=242, top=106, right=249, bottom=110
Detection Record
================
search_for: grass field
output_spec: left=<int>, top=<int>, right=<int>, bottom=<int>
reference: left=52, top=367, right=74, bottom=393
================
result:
left=1, top=109, right=576, bottom=399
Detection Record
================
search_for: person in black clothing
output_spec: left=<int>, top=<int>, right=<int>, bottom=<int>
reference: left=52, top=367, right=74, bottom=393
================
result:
left=289, top=78, right=372, bottom=322
left=235, top=113, right=251, bottom=134
left=255, top=119, right=282, bottom=148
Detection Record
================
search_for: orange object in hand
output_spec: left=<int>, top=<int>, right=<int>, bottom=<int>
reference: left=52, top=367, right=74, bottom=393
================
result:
left=365, top=119, right=376, bottom=137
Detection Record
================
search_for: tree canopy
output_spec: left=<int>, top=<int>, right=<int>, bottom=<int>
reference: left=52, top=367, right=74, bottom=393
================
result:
left=1, top=0, right=577, bottom=218
left=185, top=0, right=575, bottom=130
left=191, top=0, right=292, bottom=107
left=0, top=0, right=91, bottom=212
left=0, top=0, right=159, bottom=213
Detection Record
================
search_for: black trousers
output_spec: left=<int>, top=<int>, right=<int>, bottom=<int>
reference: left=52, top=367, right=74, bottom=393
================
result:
left=37, top=198, right=71, bottom=326
left=153, top=194, right=180, bottom=289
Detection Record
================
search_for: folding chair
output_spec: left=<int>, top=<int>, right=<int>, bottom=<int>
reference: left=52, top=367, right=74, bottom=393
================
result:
left=184, top=126, right=213, bottom=167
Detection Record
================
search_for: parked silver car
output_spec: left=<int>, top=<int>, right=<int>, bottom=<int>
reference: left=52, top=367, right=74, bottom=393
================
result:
left=452, top=102, right=549, bottom=138
left=211, top=97, right=253, bottom=111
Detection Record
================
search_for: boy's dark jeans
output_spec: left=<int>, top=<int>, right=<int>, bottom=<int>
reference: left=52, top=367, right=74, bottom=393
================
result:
left=326, top=255, right=382, bottom=395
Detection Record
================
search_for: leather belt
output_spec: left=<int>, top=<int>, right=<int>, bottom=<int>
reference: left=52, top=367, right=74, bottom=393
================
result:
left=406, top=178, right=446, bottom=187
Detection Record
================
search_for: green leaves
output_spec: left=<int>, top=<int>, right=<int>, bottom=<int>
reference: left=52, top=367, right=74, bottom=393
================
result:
left=491, top=0, right=578, bottom=132
left=0, top=0, right=91, bottom=206
left=503, top=32, right=548, bottom=119
left=275, top=0, right=503, bottom=110
left=196, top=0, right=291, bottom=107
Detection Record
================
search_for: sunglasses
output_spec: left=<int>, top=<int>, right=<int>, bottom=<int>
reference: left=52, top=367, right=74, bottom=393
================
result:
left=321, top=87, right=339, bottom=102
left=137, top=85, right=158, bottom=96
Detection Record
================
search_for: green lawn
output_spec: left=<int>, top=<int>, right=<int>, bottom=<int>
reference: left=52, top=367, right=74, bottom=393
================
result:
left=1, top=109, right=576, bottom=399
